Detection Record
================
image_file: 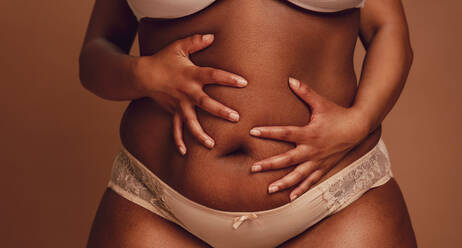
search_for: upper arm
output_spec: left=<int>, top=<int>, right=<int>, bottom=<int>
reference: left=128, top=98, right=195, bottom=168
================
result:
left=358, top=0, right=412, bottom=51
left=81, top=0, right=139, bottom=54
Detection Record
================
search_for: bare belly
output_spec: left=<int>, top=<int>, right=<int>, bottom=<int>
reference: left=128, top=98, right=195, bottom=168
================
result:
left=119, top=0, right=382, bottom=212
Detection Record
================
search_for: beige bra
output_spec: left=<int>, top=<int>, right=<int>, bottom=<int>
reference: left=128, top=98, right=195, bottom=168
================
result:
left=127, top=0, right=366, bottom=20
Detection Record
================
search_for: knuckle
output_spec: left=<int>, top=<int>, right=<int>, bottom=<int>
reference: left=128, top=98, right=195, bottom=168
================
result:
left=189, top=34, right=202, bottom=46
left=274, top=178, right=285, bottom=186
left=197, top=67, right=213, bottom=82
left=179, top=101, right=190, bottom=113
left=184, top=66, right=197, bottom=79
left=285, top=155, right=294, bottom=165
left=303, top=83, right=313, bottom=92
left=310, top=148, right=321, bottom=158
left=267, top=161, right=275, bottom=170
left=298, top=145, right=310, bottom=154
left=172, top=116, right=180, bottom=127
left=278, top=181, right=288, bottom=188
left=174, top=132, right=181, bottom=142
left=281, top=129, right=292, bottom=139
left=216, top=106, right=229, bottom=117
left=302, top=181, right=314, bottom=190
left=177, top=83, right=192, bottom=96
left=193, top=67, right=203, bottom=81
left=257, top=129, right=267, bottom=135
left=207, top=68, right=218, bottom=79
left=173, top=131, right=180, bottom=142
left=312, top=170, right=322, bottom=181
left=303, top=179, right=313, bottom=188
left=298, top=129, right=310, bottom=141
left=315, top=169, right=324, bottom=180
left=192, top=33, right=202, bottom=41
left=261, top=163, right=271, bottom=170
left=185, top=118, right=196, bottom=128
left=304, top=177, right=314, bottom=183
left=291, top=169, right=304, bottom=180
left=171, top=39, right=183, bottom=50
left=178, top=99, right=188, bottom=109
left=201, top=134, right=210, bottom=142
left=298, top=83, right=308, bottom=93
left=313, top=162, right=323, bottom=171
left=196, top=94, right=208, bottom=107
left=297, top=183, right=308, bottom=192
left=172, top=41, right=187, bottom=56
left=308, top=128, right=320, bottom=139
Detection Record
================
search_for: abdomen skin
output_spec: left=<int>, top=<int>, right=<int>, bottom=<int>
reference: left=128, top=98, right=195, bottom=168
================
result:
left=120, top=0, right=381, bottom=211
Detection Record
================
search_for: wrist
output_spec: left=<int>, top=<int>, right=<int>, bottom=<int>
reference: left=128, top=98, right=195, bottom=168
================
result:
left=130, top=56, right=151, bottom=98
left=349, top=106, right=376, bottom=139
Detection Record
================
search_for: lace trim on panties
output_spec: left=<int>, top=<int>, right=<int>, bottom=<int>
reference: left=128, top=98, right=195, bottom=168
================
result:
left=110, top=140, right=391, bottom=226
left=321, top=144, right=391, bottom=213
left=110, top=151, right=184, bottom=226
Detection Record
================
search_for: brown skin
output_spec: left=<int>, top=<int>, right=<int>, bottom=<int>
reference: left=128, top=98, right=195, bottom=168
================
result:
left=248, top=0, right=414, bottom=200
left=88, top=179, right=416, bottom=248
left=80, top=0, right=415, bottom=247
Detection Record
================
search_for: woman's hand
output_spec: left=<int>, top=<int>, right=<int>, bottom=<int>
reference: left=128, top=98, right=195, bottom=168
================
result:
left=133, top=33, right=248, bottom=155
left=249, top=77, right=371, bottom=201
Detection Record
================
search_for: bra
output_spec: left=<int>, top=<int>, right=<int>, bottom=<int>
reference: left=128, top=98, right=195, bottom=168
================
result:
left=127, top=0, right=366, bottom=21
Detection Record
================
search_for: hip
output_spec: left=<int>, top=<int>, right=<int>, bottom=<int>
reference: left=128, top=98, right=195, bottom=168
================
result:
left=108, top=131, right=392, bottom=247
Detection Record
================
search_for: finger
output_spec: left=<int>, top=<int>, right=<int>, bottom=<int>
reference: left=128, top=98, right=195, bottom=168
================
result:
left=288, top=77, right=325, bottom=112
left=179, top=102, right=215, bottom=149
left=195, top=67, right=248, bottom=87
left=188, top=89, right=240, bottom=122
left=173, top=113, right=187, bottom=155
left=177, top=84, right=239, bottom=122
left=176, top=33, right=215, bottom=56
left=289, top=169, right=324, bottom=201
left=165, top=97, right=180, bottom=114
left=267, top=160, right=319, bottom=194
left=250, top=145, right=309, bottom=172
left=249, top=125, right=304, bottom=142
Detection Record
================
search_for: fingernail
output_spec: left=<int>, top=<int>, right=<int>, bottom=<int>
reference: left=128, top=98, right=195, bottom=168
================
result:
left=229, top=112, right=239, bottom=122
left=179, top=146, right=186, bottom=155
left=289, top=77, right=300, bottom=88
left=268, top=185, right=279, bottom=194
left=202, top=34, right=214, bottom=42
left=290, top=194, right=298, bottom=201
left=251, top=165, right=262, bottom=172
left=235, top=77, right=248, bottom=87
left=205, top=138, right=215, bottom=148
left=249, top=128, right=261, bottom=136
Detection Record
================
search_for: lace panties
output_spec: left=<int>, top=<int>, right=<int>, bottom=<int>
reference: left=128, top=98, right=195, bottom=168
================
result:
left=107, top=138, right=393, bottom=248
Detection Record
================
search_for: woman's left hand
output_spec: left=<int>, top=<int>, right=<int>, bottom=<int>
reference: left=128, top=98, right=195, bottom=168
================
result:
left=249, top=77, right=371, bottom=201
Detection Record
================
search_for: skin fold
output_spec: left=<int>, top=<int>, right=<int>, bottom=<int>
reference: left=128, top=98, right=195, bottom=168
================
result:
left=80, top=0, right=415, bottom=247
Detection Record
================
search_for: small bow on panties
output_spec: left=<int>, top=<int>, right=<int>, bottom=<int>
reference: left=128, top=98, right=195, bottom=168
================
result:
left=232, top=213, right=258, bottom=229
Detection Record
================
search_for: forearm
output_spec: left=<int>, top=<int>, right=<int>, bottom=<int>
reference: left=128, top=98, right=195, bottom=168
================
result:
left=352, top=25, right=413, bottom=135
left=79, top=38, right=146, bottom=101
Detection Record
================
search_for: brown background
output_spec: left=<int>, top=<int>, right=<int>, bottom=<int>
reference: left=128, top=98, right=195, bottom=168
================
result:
left=1, top=0, right=460, bottom=247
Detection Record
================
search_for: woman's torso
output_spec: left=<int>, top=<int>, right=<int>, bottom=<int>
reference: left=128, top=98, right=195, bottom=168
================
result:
left=120, top=0, right=382, bottom=212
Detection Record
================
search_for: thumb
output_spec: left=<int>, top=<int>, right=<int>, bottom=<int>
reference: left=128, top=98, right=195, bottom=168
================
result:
left=288, top=77, right=325, bottom=112
left=176, top=33, right=214, bottom=56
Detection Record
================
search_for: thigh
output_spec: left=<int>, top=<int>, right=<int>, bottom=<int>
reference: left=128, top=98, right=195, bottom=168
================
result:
left=279, top=178, right=417, bottom=248
left=86, top=189, right=211, bottom=248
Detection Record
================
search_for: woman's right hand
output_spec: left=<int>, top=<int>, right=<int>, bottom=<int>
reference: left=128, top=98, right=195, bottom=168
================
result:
left=133, top=33, right=248, bottom=155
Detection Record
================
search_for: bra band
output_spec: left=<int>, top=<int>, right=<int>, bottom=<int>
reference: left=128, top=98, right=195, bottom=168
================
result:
left=127, top=0, right=366, bottom=21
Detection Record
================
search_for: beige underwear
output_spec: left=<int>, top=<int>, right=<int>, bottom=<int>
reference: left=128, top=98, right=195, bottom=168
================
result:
left=108, top=138, right=393, bottom=248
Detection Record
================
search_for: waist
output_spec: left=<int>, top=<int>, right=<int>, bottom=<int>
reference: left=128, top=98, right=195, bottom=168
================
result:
left=120, top=89, right=383, bottom=211
left=117, top=125, right=383, bottom=213
left=120, top=63, right=359, bottom=159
